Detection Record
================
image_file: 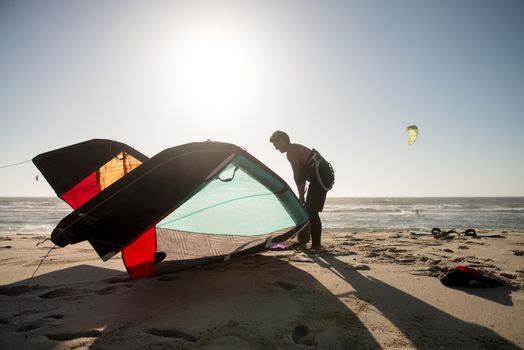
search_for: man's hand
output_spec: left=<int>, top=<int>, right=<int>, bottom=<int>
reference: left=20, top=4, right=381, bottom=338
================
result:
left=298, top=183, right=307, bottom=205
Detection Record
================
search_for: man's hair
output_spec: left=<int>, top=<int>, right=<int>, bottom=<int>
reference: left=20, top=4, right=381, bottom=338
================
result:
left=269, top=130, right=290, bottom=144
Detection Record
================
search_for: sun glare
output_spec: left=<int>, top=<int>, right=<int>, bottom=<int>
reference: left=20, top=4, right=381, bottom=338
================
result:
left=175, top=36, right=255, bottom=113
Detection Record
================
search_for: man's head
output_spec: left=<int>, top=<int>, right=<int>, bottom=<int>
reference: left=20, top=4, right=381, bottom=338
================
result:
left=270, top=130, right=290, bottom=153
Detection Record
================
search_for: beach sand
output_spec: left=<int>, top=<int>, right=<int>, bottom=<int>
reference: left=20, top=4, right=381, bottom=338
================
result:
left=1, top=230, right=523, bottom=349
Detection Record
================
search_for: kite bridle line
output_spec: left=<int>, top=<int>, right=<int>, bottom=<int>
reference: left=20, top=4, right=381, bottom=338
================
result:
left=0, top=138, right=122, bottom=170
left=0, top=159, right=32, bottom=169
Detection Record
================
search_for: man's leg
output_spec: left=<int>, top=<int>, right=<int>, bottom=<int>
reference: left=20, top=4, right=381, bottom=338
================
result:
left=308, top=209, right=322, bottom=247
left=305, top=181, right=327, bottom=248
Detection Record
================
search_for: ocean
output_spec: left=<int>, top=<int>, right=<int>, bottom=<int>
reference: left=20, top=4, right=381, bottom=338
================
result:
left=0, top=197, right=523, bottom=236
left=322, top=197, right=524, bottom=232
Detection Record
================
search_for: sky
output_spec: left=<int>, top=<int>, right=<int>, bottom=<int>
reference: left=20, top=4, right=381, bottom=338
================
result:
left=1, top=0, right=523, bottom=197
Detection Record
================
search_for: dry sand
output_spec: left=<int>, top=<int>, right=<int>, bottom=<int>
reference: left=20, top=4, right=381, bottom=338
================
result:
left=1, top=230, right=523, bottom=349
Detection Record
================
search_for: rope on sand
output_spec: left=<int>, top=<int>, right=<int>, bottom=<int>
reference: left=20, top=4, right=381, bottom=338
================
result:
left=17, top=245, right=57, bottom=340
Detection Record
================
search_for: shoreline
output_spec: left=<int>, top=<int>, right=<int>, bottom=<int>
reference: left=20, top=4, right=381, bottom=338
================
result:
left=1, top=230, right=523, bottom=349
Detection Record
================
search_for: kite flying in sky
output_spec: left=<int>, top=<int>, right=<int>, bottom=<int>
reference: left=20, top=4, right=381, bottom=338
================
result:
left=33, top=139, right=309, bottom=279
left=406, top=125, right=418, bottom=145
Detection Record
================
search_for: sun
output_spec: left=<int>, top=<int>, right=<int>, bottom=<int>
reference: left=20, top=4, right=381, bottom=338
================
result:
left=175, top=35, right=255, bottom=113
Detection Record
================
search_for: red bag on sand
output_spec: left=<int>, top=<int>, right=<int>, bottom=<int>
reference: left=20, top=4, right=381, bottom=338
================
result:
left=440, top=266, right=502, bottom=288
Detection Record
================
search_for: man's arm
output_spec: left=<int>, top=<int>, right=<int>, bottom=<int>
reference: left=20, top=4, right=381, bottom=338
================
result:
left=295, top=180, right=306, bottom=204
left=287, top=151, right=307, bottom=204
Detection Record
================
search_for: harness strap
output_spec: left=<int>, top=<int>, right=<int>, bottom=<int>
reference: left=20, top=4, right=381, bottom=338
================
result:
left=307, top=150, right=333, bottom=192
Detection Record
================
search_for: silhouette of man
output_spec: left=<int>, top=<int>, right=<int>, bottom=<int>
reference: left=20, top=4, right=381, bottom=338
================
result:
left=270, top=131, right=334, bottom=250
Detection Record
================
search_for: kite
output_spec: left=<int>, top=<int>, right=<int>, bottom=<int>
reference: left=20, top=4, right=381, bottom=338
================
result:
left=33, top=139, right=309, bottom=279
left=406, top=125, right=418, bottom=145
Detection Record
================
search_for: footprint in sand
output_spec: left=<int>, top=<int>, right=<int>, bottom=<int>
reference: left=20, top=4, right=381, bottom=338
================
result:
left=147, top=328, right=198, bottom=342
left=39, top=287, right=75, bottom=299
left=387, top=247, right=407, bottom=253
left=15, top=314, right=64, bottom=333
left=292, top=325, right=316, bottom=346
left=46, top=330, right=103, bottom=341
left=0, top=285, right=43, bottom=297
left=156, top=275, right=181, bottom=282
left=276, top=281, right=298, bottom=290
left=103, top=276, right=129, bottom=284
left=500, top=272, right=518, bottom=280
left=95, top=285, right=119, bottom=295
left=16, top=319, right=49, bottom=333
left=44, top=314, right=63, bottom=320
left=465, top=241, right=485, bottom=245
left=395, top=257, right=417, bottom=264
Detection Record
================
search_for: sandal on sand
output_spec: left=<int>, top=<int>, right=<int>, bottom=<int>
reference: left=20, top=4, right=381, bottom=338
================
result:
left=432, top=228, right=456, bottom=239
left=464, top=229, right=477, bottom=236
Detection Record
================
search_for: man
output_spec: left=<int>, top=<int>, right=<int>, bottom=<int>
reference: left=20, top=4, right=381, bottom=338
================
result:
left=270, top=131, right=334, bottom=250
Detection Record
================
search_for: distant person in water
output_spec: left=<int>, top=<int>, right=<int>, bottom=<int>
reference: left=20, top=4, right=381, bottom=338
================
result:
left=270, top=131, right=335, bottom=250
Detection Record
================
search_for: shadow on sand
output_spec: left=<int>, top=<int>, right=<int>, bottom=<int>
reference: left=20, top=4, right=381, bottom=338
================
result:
left=311, top=254, right=521, bottom=350
left=1, top=256, right=384, bottom=349
left=446, top=285, right=515, bottom=306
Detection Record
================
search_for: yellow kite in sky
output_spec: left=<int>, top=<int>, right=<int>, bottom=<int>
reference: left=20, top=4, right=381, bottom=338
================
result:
left=406, top=125, right=418, bottom=145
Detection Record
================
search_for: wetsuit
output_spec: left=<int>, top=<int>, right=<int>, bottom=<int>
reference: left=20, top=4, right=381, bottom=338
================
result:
left=303, top=149, right=334, bottom=246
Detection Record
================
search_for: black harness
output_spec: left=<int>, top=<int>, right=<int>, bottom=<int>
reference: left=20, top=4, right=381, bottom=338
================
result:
left=305, top=149, right=335, bottom=192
